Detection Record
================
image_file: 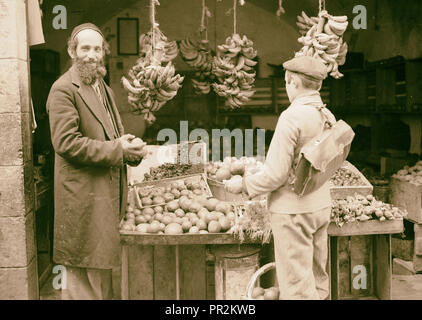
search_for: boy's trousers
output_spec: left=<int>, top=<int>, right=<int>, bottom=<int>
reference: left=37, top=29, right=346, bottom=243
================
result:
left=271, top=207, right=331, bottom=300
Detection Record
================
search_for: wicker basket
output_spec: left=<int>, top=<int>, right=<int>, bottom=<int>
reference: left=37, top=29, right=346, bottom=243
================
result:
left=242, top=262, right=277, bottom=300
left=207, top=178, right=246, bottom=202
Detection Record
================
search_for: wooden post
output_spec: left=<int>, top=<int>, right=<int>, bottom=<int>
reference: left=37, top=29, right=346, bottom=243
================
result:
left=121, top=245, right=129, bottom=300
left=374, top=234, right=392, bottom=300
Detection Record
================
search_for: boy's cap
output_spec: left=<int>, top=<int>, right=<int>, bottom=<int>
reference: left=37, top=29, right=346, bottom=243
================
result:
left=283, top=55, right=328, bottom=80
left=70, top=23, right=104, bottom=40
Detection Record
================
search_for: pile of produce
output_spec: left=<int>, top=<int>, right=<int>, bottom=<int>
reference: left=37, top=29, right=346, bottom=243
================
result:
left=213, top=33, right=257, bottom=108
left=295, top=10, right=348, bottom=79
left=231, top=200, right=271, bottom=243
left=133, top=177, right=209, bottom=209
left=121, top=0, right=184, bottom=124
left=251, top=286, right=280, bottom=300
left=330, top=167, right=367, bottom=186
left=121, top=191, right=237, bottom=234
left=179, top=39, right=215, bottom=94
left=143, top=163, right=204, bottom=181
left=331, top=194, right=407, bottom=227
left=206, top=157, right=264, bottom=194
left=392, top=161, right=422, bottom=185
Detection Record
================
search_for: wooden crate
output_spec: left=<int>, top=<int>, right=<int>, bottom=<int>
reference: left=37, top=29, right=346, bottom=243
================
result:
left=389, top=177, right=422, bottom=224
left=328, top=219, right=403, bottom=300
left=120, top=233, right=262, bottom=300
left=329, top=161, right=373, bottom=200
left=133, top=173, right=213, bottom=209
left=414, top=223, right=422, bottom=272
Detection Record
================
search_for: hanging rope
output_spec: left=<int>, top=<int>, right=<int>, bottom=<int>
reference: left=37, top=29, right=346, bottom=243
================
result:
left=200, top=0, right=211, bottom=41
left=233, top=0, right=245, bottom=35
left=233, top=0, right=237, bottom=35
left=319, top=0, right=326, bottom=13
left=276, top=0, right=285, bottom=16
left=150, top=0, right=156, bottom=56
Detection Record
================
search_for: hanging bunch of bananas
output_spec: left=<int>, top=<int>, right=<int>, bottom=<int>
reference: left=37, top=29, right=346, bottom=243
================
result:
left=295, top=10, right=348, bottom=79
left=179, top=38, right=215, bottom=94
left=121, top=27, right=184, bottom=124
left=139, top=27, right=178, bottom=63
left=212, top=34, right=257, bottom=109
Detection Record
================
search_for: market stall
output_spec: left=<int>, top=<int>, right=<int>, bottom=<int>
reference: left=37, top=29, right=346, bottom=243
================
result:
left=9, top=0, right=419, bottom=302
left=119, top=138, right=406, bottom=300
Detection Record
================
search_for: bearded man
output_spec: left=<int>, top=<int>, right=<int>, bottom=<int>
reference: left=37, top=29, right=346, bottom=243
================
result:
left=46, top=23, right=146, bottom=300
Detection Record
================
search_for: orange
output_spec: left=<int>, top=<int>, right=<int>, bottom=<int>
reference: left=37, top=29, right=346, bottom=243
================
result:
left=164, top=223, right=183, bottom=234
left=219, top=217, right=231, bottom=231
left=135, top=215, right=147, bottom=225
left=208, top=220, right=222, bottom=233
left=196, top=219, right=207, bottom=230
left=188, top=226, right=200, bottom=234
left=142, top=207, right=155, bottom=216
left=162, top=216, right=173, bottom=225
left=182, top=220, right=192, bottom=232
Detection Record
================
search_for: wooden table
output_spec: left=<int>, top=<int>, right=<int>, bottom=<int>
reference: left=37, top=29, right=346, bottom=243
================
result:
left=328, top=219, right=404, bottom=300
left=120, top=219, right=404, bottom=300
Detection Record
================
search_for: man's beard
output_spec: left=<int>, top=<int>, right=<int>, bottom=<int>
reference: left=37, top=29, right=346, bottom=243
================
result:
left=73, top=56, right=107, bottom=85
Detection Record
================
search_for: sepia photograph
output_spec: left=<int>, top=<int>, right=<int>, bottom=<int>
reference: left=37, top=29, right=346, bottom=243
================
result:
left=1, top=0, right=422, bottom=307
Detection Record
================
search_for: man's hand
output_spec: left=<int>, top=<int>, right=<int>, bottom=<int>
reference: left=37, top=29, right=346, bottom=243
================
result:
left=119, top=134, right=146, bottom=165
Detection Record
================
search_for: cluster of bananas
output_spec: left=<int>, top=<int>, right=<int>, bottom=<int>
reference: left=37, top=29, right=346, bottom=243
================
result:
left=121, top=59, right=184, bottom=124
left=295, top=11, right=348, bottom=79
left=179, top=38, right=215, bottom=94
left=121, top=27, right=184, bottom=124
left=212, top=34, right=257, bottom=108
left=139, top=28, right=179, bottom=63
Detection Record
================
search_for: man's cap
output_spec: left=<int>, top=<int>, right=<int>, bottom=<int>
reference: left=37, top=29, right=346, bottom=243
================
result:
left=283, top=55, right=328, bottom=81
left=70, top=23, right=104, bottom=41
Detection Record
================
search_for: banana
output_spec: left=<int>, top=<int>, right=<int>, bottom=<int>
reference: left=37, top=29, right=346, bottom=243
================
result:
left=327, top=19, right=348, bottom=36
left=339, top=42, right=348, bottom=55
left=306, top=24, right=317, bottom=38
left=315, top=33, right=332, bottom=43
left=158, top=88, right=175, bottom=99
left=312, top=39, right=328, bottom=50
left=296, top=21, right=309, bottom=31
left=301, top=11, right=313, bottom=25
left=336, top=53, right=346, bottom=66
left=239, top=90, right=255, bottom=98
left=297, top=15, right=306, bottom=24
left=321, top=52, right=337, bottom=64
left=329, top=15, right=348, bottom=23
left=235, top=56, right=245, bottom=71
left=232, top=96, right=243, bottom=106
left=323, top=23, right=335, bottom=35
left=244, top=57, right=257, bottom=67
left=311, top=17, right=320, bottom=24
left=326, top=45, right=340, bottom=55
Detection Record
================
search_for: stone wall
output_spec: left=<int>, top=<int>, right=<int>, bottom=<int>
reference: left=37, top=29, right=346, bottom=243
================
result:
left=0, top=0, right=38, bottom=299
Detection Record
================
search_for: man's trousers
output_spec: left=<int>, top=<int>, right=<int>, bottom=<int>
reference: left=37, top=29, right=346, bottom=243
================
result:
left=61, top=266, right=113, bottom=300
